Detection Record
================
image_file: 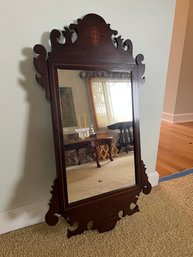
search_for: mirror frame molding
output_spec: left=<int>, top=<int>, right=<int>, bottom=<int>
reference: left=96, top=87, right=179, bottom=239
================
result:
left=33, top=13, right=151, bottom=237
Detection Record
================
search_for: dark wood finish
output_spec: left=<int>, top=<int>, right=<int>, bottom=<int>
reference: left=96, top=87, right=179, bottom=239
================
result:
left=64, top=137, right=113, bottom=168
left=33, top=13, right=151, bottom=237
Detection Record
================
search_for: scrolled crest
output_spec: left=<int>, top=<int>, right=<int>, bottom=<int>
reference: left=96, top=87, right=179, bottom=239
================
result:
left=135, top=54, right=145, bottom=84
left=33, top=44, right=50, bottom=100
left=48, top=14, right=134, bottom=57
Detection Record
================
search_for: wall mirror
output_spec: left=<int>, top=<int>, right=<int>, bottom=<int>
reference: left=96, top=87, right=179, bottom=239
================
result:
left=33, top=13, right=151, bottom=237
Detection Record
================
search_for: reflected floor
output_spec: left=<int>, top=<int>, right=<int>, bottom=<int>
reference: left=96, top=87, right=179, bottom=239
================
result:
left=67, top=153, right=135, bottom=203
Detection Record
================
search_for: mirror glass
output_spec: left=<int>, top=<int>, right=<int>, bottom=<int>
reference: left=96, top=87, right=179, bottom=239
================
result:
left=57, top=69, right=136, bottom=203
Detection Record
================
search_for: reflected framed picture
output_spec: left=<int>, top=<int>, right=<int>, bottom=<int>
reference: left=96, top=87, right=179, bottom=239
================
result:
left=59, top=87, right=77, bottom=127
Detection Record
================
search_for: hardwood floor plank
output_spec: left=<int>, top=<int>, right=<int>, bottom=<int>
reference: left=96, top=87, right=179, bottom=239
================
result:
left=156, top=121, right=193, bottom=177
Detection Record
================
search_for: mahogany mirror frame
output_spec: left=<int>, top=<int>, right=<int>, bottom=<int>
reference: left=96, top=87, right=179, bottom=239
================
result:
left=33, top=13, right=151, bottom=238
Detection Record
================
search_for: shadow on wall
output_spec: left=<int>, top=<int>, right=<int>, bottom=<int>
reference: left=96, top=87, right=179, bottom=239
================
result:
left=7, top=32, right=56, bottom=220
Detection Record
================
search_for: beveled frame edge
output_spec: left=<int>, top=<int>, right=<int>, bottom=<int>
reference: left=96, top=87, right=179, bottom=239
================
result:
left=33, top=13, right=151, bottom=237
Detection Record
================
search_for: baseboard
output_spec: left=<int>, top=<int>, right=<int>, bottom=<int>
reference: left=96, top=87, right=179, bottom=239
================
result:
left=162, top=112, right=193, bottom=123
left=173, top=113, right=193, bottom=123
left=147, top=170, right=159, bottom=187
left=0, top=200, right=48, bottom=235
left=162, top=112, right=174, bottom=122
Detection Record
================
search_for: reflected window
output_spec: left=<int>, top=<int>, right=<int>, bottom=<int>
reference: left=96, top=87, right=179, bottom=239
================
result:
left=90, top=78, right=133, bottom=128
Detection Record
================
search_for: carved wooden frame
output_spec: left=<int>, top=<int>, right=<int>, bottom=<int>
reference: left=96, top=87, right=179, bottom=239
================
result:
left=33, top=13, right=151, bottom=238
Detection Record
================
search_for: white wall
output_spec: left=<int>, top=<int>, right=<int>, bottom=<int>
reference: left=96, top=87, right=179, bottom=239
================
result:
left=175, top=0, right=193, bottom=114
left=58, top=69, right=93, bottom=133
left=163, top=0, right=193, bottom=123
left=163, top=0, right=190, bottom=116
left=0, top=0, right=176, bottom=233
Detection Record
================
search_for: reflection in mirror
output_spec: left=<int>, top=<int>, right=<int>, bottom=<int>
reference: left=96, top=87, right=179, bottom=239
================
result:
left=57, top=69, right=135, bottom=203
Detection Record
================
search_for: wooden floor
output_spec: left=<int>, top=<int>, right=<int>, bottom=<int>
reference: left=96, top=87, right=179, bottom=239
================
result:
left=156, top=121, right=193, bottom=177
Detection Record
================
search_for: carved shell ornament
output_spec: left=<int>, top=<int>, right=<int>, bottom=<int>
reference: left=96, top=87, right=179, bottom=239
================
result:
left=90, top=26, right=100, bottom=46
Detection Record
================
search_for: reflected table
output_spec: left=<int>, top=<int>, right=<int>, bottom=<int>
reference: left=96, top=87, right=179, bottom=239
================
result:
left=108, top=121, right=133, bottom=153
left=64, top=137, right=113, bottom=168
